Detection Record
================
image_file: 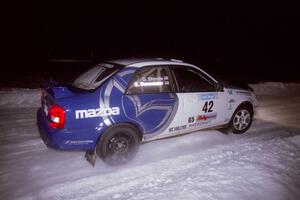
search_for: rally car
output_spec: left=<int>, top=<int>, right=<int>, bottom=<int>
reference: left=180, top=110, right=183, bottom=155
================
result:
left=37, top=58, right=257, bottom=165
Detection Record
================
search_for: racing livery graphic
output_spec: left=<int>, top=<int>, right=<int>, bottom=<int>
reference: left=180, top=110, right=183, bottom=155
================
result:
left=37, top=58, right=257, bottom=165
left=75, top=107, right=120, bottom=119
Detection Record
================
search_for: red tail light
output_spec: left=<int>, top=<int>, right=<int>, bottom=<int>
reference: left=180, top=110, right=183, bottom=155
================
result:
left=48, top=104, right=65, bottom=129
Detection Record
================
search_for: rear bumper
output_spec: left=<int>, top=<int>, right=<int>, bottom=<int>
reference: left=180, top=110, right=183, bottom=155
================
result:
left=37, top=108, right=97, bottom=150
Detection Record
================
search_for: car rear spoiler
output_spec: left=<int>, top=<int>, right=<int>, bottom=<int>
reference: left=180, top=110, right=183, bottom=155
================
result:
left=41, top=80, right=75, bottom=99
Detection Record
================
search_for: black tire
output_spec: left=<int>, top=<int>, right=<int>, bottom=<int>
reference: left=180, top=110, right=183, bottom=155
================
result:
left=230, top=105, right=253, bottom=134
left=97, top=124, right=140, bottom=165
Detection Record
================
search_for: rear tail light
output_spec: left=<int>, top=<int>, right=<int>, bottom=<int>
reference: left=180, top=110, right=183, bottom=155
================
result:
left=48, top=104, right=65, bottom=129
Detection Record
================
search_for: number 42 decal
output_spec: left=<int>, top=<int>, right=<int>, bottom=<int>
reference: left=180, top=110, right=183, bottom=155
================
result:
left=202, top=101, right=214, bottom=113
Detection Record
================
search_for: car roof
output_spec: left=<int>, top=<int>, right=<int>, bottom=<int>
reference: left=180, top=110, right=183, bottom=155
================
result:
left=107, top=58, right=190, bottom=67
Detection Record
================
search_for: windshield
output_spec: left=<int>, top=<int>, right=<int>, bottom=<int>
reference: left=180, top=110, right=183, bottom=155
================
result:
left=72, top=63, right=119, bottom=90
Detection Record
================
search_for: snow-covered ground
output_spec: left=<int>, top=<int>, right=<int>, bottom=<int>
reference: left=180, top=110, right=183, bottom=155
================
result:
left=0, top=82, right=300, bottom=200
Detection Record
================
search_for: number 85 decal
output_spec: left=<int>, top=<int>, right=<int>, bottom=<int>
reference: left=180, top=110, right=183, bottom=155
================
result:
left=202, top=101, right=214, bottom=113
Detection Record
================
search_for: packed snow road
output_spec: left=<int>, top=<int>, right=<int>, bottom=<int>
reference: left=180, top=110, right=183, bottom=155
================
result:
left=0, top=83, right=300, bottom=200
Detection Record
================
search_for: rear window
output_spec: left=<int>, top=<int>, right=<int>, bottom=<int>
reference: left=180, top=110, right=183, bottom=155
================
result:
left=71, top=63, right=120, bottom=90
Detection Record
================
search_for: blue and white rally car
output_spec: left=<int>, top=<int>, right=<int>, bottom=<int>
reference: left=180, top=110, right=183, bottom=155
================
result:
left=37, top=58, right=257, bottom=165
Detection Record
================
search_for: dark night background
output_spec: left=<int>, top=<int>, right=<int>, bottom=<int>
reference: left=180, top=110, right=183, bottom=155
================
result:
left=3, top=2, right=300, bottom=88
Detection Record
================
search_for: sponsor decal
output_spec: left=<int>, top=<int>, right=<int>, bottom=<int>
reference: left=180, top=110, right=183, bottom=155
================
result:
left=197, top=115, right=208, bottom=121
left=65, top=140, right=94, bottom=145
left=197, top=113, right=217, bottom=121
left=75, top=107, right=120, bottom=119
left=188, top=113, right=217, bottom=123
left=188, top=113, right=217, bottom=128
left=199, top=93, right=217, bottom=101
left=236, top=91, right=252, bottom=96
left=228, top=99, right=235, bottom=110
left=169, top=125, right=187, bottom=132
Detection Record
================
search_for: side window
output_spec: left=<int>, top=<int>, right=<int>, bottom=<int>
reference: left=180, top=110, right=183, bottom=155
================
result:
left=127, top=66, right=172, bottom=94
left=172, top=66, right=216, bottom=92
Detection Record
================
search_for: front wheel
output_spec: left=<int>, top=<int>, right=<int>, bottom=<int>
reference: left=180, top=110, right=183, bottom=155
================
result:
left=97, top=124, right=140, bottom=165
left=230, top=106, right=253, bottom=134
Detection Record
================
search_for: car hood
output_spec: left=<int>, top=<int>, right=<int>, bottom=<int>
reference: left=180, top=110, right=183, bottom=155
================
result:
left=222, top=81, right=254, bottom=92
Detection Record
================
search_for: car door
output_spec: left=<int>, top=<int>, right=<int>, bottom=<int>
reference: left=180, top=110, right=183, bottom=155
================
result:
left=170, top=65, right=227, bottom=132
left=125, top=65, right=183, bottom=140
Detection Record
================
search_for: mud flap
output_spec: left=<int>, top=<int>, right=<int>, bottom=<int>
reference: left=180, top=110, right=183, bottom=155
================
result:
left=218, top=127, right=230, bottom=134
left=85, top=148, right=97, bottom=167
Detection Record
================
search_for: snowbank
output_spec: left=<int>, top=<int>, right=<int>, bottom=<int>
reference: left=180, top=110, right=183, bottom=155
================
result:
left=250, top=82, right=300, bottom=96
left=0, top=88, right=40, bottom=108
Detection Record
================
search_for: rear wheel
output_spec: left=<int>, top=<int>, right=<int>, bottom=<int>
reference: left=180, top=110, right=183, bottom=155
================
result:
left=230, top=106, right=253, bottom=134
left=97, top=124, right=140, bottom=165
